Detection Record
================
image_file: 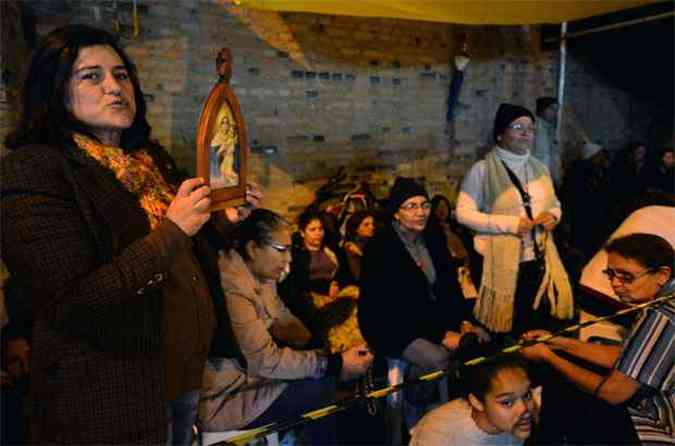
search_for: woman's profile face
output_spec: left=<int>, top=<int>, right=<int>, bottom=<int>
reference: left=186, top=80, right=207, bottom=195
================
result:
left=248, top=228, right=292, bottom=282
left=67, top=44, right=136, bottom=140
left=356, top=216, right=375, bottom=239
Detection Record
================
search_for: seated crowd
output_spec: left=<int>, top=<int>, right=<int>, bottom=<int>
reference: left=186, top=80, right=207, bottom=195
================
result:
left=1, top=23, right=674, bottom=446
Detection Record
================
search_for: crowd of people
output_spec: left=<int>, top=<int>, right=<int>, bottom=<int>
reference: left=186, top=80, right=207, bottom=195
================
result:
left=1, top=24, right=674, bottom=446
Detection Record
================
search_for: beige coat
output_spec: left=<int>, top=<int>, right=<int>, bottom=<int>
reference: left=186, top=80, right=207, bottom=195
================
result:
left=199, top=250, right=321, bottom=431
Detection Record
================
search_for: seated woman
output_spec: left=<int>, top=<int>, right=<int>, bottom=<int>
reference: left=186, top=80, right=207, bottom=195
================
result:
left=431, top=194, right=479, bottom=300
left=279, top=211, right=356, bottom=348
left=358, top=177, right=485, bottom=374
left=411, top=352, right=541, bottom=446
left=430, top=194, right=470, bottom=264
left=199, top=209, right=372, bottom=444
left=521, top=233, right=674, bottom=445
left=341, top=210, right=376, bottom=284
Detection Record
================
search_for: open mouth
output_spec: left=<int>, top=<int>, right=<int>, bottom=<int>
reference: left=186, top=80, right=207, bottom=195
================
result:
left=516, top=417, right=532, bottom=431
left=108, top=99, right=128, bottom=108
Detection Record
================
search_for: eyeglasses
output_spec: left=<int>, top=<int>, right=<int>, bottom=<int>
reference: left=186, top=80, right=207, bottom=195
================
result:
left=507, top=123, right=535, bottom=135
left=267, top=240, right=292, bottom=253
left=602, top=267, right=655, bottom=284
left=400, top=201, right=431, bottom=211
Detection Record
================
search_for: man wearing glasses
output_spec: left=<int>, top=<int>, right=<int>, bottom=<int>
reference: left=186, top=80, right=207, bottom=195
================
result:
left=521, top=233, right=674, bottom=444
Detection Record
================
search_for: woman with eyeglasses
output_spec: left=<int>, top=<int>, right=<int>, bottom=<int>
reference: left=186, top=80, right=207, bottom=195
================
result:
left=521, top=233, right=674, bottom=444
left=456, top=103, right=573, bottom=339
left=200, top=209, right=372, bottom=444
left=359, top=178, right=483, bottom=391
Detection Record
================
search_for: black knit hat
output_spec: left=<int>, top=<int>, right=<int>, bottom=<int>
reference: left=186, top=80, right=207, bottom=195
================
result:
left=493, top=103, right=535, bottom=143
left=387, top=177, right=428, bottom=214
left=536, top=97, right=557, bottom=116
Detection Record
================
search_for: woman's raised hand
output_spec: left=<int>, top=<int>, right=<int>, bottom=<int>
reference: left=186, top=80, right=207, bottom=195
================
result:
left=167, top=178, right=211, bottom=236
left=340, top=344, right=373, bottom=381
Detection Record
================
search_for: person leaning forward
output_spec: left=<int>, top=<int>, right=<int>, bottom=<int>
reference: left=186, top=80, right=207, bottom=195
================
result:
left=521, top=233, right=674, bottom=445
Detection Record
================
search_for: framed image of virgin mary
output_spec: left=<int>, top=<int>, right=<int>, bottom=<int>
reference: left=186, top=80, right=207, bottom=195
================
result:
left=196, top=48, right=248, bottom=211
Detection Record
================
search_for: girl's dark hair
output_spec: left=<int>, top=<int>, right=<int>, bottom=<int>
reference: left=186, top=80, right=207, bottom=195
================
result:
left=5, top=24, right=151, bottom=151
left=230, top=209, right=289, bottom=260
left=460, top=352, right=531, bottom=402
left=344, top=210, right=374, bottom=241
left=605, top=233, right=674, bottom=271
left=430, top=194, right=452, bottom=221
left=298, top=211, right=323, bottom=232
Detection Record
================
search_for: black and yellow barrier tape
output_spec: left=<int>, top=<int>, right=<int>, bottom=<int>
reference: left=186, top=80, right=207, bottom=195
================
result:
left=214, top=292, right=674, bottom=445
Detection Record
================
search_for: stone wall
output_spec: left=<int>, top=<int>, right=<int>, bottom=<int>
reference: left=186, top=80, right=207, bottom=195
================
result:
left=0, top=0, right=655, bottom=219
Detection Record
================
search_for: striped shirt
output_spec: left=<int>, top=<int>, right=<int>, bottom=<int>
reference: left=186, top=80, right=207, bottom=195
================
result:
left=615, top=294, right=675, bottom=445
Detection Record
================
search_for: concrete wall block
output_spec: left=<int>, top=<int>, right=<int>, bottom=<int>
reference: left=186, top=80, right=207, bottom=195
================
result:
left=0, top=1, right=657, bottom=216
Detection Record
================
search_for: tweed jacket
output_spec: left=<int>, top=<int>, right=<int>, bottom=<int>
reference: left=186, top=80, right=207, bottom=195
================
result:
left=1, top=142, right=218, bottom=444
left=358, top=221, right=468, bottom=357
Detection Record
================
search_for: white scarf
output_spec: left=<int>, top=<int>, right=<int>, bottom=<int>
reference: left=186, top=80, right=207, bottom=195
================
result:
left=473, top=148, right=574, bottom=333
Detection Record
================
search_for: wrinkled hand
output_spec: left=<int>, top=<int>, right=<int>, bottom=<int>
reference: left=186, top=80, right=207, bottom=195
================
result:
left=3, top=337, right=30, bottom=387
left=516, top=217, right=535, bottom=237
left=522, top=329, right=552, bottom=341
left=340, top=344, right=373, bottom=381
left=5, top=337, right=30, bottom=375
left=224, top=182, right=264, bottom=223
left=1, top=371, right=14, bottom=388
left=167, top=178, right=211, bottom=236
left=522, top=330, right=569, bottom=351
left=460, top=321, right=491, bottom=343
left=534, top=211, right=557, bottom=231
left=520, top=341, right=553, bottom=362
left=328, top=281, right=340, bottom=299
left=442, top=331, right=462, bottom=351
left=455, top=55, right=470, bottom=71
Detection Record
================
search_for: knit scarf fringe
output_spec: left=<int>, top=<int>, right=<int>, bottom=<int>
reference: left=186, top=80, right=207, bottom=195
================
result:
left=473, top=149, right=574, bottom=333
left=474, top=234, right=520, bottom=333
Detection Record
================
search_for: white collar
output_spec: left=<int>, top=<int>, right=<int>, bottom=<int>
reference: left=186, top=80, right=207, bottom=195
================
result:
left=495, top=146, right=530, bottom=166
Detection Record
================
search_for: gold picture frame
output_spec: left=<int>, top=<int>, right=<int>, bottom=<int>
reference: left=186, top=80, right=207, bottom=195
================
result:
left=196, top=48, right=248, bottom=211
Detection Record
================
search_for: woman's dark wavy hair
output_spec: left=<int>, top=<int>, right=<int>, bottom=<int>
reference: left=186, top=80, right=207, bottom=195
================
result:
left=5, top=24, right=151, bottom=151
left=344, top=210, right=374, bottom=242
left=430, top=194, right=452, bottom=223
left=298, top=210, right=323, bottom=232
left=228, top=209, right=289, bottom=260
left=605, top=233, right=674, bottom=272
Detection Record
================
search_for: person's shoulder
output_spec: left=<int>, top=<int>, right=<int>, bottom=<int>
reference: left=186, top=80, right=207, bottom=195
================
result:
left=428, top=398, right=470, bottom=418
left=649, top=298, right=675, bottom=323
left=468, top=158, right=488, bottom=171
left=364, top=224, right=396, bottom=251
left=1, top=144, right=69, bottom=186
left=411, top=399, right=469, bottom=446
left=464, top=158, right=488, bottom=179
left=2, top=144, right=65, bottom=166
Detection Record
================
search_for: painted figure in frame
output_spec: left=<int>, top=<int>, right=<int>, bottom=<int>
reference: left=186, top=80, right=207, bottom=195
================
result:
left=209, top=49, right=239, bottom=188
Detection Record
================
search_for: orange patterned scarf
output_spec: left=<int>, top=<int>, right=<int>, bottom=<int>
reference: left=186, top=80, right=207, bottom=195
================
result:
left=72, top=134, right=175, bottom=229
